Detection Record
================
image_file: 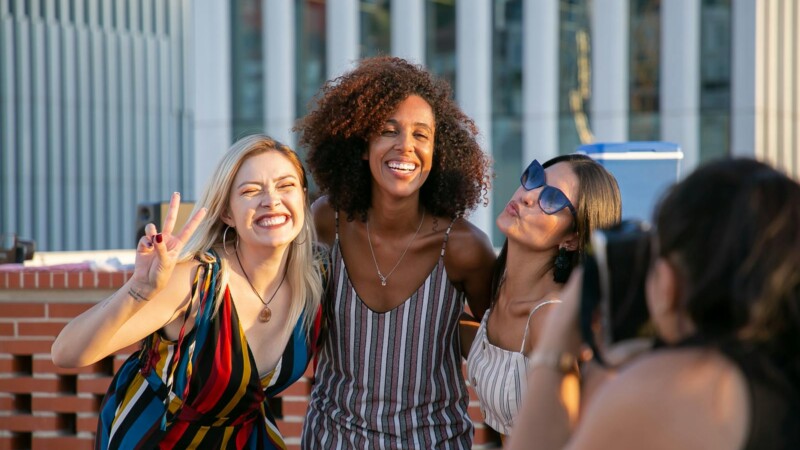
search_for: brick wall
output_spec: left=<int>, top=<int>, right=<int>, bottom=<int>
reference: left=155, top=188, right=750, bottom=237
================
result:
left=0, top=268, right=500, bottom=450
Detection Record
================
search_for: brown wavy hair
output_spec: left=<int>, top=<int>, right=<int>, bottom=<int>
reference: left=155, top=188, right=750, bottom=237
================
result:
left=295, top=56, right=492, bottom=221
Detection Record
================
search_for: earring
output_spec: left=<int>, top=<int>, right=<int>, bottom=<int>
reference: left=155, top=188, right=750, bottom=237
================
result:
left=553, top=246, right=572, bottom=283
left=223, top=226, right=237, bottom=255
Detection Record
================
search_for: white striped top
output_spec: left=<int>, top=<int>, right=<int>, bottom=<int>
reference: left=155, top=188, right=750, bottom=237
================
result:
left=466, top=300, right=561, bottom=435
left=302, top=215, right=472, bottom=449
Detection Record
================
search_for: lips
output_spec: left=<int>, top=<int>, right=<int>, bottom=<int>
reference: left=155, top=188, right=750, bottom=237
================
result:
left=254, top=214, right=289, bottom=227
left=506, top=202, right=520, bottom=217
left=386, top=160, right=417, bottom=173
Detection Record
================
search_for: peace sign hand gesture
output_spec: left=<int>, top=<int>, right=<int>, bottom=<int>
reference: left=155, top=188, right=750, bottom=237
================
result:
left=130, top=192, right=207, bottom=299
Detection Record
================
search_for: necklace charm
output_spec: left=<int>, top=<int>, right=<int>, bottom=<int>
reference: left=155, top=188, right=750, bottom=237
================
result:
left=366, top=210, right=426, bottom=288
left=259, top=306, right=272, bottom=323
left=235, top=249, right=287, bottom=324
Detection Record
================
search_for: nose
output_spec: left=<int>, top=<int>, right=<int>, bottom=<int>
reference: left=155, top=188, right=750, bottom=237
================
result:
left=260, top=191, right=281, bottom=207
left=396, top=131, right=415, bottom=152
left=516, top=186, right=538, bottom=207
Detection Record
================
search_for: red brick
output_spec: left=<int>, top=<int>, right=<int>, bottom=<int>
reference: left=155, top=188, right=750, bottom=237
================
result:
left=0, top=339, right=54, bottom=355
left=6, top=272, right=22, bottom=289
left=111, top=272, right=128, bottom=287
left=280, top=398, right=310, bottom=417
left=274, top=419, right=304, bottom=437
left=32, top=435, right=95, bottom=450
left=67, top=272, right=83, bottom=288
left=76, top=376, right=114, bottom=395
left=32, top=395, right=97, bottom=413
left=18, top=321, right=66, bottom=338
left=22, top=273, right=38, bottom=288
left=50, top=272, right=68, bottom=289
left=468, top=404, right=484, bottom=422
left=285, top=444, right=300, bottom=450
left=0, top=356, right=12, bottom=372
left=0, top=322, right=15, bottom=336
left=473, top=423, right=499, bottom=445
left=3, top=413, right=59, bottom=432
left=48, top=303, right=94, bottom=318
left=0, top=394, right=13, bottom=410
left=0, top=377, right=60, bottom=394
left=77, top=414, right=101, bottom=433
left=0, top=303, right=46, bottom=319
left=279, top=379, right=311, bottom=396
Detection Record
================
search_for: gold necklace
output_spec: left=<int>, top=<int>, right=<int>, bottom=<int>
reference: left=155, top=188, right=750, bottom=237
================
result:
left=366, top=210, right=426, bottom=287
left=235, top=249, right=287, bottom=322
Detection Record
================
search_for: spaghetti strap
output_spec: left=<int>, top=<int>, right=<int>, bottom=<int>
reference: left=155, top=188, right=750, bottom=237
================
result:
left=440, top=217, right=458, bottom=257
left=334, top=210, right=340, bottom=242
left=519, top=300, right=562, bottom=353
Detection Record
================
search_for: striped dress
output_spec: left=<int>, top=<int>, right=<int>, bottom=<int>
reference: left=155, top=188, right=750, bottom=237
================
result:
left=302, top=215, right=472, bottom=449
left=96, top=252, right=316, bottom=449
left=466, top=300, right=561, bottom=435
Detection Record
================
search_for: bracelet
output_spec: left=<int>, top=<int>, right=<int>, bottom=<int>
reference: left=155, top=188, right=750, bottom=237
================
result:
left=128, top=287, right=151, bottom=302
left=528, top=351, right=579, bottom=375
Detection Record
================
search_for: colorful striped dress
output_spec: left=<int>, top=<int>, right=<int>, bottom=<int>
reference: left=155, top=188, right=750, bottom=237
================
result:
left=96, top=252, right=315, bottom=449
left=302, top=214, right=472, bottom=449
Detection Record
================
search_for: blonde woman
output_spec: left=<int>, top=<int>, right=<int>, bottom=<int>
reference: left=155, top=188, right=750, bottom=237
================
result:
left=52, top=135, right=325, bottom=449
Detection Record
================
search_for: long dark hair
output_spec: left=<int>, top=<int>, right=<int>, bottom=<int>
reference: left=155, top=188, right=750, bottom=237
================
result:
left=491, top=154, right=622, bottom=302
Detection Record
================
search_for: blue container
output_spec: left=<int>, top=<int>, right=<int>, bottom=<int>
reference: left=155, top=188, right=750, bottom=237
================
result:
left=577, top=141, right=683, bottom=221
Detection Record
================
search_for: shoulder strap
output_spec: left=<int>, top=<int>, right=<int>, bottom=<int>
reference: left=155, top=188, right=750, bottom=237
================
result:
left=520, top=300, right=562, bottom=353
left=334, top=210, right=340, bottom=242
left=440, top=216, right=459, bottom=257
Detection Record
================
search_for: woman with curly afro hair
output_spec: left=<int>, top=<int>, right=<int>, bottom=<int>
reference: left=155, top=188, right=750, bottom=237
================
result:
left=298, top=56, right=496, bottom=448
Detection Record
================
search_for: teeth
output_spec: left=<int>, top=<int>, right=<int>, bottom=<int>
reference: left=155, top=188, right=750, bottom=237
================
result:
left=388, top=161, right=416, bottom=172
left=257, top=215, right=288, bottom=226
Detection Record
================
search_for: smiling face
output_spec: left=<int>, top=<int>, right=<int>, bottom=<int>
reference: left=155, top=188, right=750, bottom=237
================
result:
left=222, top=151, right=305, bottom=250
left=364, top=94, right=435, bottom=200
left=497, top=161, right=580, bottom=251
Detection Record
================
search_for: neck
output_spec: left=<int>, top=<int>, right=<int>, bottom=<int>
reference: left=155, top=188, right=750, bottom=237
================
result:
left=233, top=244, right=289, bottom=291
left=500, top=242, right=561, bottom=303
left=368, top=195, right=425, bottom=233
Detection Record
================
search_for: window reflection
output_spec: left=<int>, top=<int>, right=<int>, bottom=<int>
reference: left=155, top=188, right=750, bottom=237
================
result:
left=558, top=0, right=593, bottom=155
left=700, top=0, right=731, bottom=162
left=296, top=0, right=326, bottom=119
left=425, top=0, right=456, bottom=88
left=231, top=0, right=265, bottom=139
left=361, top=0, right=390, bottom=58
left=629, top=0, right=661, bottom=141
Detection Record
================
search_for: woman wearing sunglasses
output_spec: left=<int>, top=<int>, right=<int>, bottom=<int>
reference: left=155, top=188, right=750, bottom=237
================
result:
left=463, top=154, right=621, bottom=441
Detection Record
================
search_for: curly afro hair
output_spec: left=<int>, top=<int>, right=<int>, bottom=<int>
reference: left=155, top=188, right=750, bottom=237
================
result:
left=295, top=56, right=492, bottom=221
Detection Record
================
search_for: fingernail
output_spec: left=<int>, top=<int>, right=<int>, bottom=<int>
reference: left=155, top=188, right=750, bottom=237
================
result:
left=155, top=234, right=163, bottom=244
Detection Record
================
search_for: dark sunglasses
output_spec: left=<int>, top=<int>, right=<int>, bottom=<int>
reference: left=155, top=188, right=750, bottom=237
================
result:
left=520, top=160, right=578, bottom=225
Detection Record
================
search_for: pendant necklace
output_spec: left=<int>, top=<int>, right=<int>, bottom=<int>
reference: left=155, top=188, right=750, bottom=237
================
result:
left=366, top=210, right=426, bottom=287
left=235, top=249, right=287, bottom=323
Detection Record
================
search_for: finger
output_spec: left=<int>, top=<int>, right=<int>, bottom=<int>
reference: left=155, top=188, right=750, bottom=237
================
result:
left=137, top=235, right=155, bottom=252
left=144, top=223, right=158, bottom=240
left=175, top=207, right=207, bottom=245
left=152, top=232, right=168, bottom=260
left=161, top=192, right=181, bottom=236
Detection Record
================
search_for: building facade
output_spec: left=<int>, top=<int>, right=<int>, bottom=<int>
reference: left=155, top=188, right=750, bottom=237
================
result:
left=2, top=0, right=798, bottom=251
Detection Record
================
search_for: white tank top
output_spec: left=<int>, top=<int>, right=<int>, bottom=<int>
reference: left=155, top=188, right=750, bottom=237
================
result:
left=465, top=300, right=561, bottom=435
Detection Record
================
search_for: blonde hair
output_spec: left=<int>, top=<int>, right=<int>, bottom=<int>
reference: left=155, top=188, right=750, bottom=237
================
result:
left=180, top=134, right=324, bottom=339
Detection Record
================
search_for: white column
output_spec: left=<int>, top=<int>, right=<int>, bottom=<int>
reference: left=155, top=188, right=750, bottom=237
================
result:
left=523, top=0, right=559, bottom=164
left=264, top=0, right=295, bottom=146
left=189, top=0, right=231, bottom=195
left=327, top=0, right=359, bottom=79
left=457, top=0, right=492, bottom=234
left=591, top=0, right=628, bottom=141
left=391, top=0, right=424, bottom=64
left=731, top=0, right=760, bottom=157
left=660, top=0, right=700, bottom=172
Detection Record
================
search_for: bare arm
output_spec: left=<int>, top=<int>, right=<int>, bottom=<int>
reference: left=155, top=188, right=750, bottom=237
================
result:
left=445, top=218, right=496, bottom=321
left=51, top=193, right=207, bottom=367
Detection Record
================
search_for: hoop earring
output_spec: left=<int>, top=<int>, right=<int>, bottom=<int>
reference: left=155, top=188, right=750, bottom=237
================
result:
left=553, top=246, right=572, bottom=283
left=223, top=226, right=237, bottom=255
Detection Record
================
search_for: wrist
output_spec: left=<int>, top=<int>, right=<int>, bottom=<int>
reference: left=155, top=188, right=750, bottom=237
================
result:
left=528, top=350, right=580, bottom=375
left=126, top=280, right=157, bottom=302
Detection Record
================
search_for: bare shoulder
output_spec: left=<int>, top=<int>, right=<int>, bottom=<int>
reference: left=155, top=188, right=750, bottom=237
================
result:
left=311, top=195, right=336, bottom=247
left=443, top=217, right=496, bottom=278
left=567, top=348, right=749, bottom=450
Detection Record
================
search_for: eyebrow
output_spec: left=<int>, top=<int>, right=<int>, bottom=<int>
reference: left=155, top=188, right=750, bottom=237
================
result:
left=236, top=174, right=299, bottom=189
left=385, top=119, right=434, bottom=133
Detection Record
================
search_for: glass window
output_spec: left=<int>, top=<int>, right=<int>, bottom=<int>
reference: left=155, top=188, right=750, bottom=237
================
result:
left=425, top=0, right=456, bottom=88
left=360, top=0, right=390, bottom=58
left=491, top=0, right=523, bottom=246
left=231, top=0, right=265, bottom=139
left=628, top=0, right=661, bottom=141
left=699, top=0, right=731, bottom=161
left=296, top=0, right=327, bottom=119
left=558, top=0, right=593, bottom=155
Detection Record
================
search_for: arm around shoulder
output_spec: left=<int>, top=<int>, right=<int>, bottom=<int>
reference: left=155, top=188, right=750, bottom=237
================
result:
left=444, top=218, right=496, bottom=321
left=311, top=195, right=336, bottom=247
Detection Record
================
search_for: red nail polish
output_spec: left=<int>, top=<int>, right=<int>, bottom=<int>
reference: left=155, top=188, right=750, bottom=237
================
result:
left=155, top=234, right=163, bottom=244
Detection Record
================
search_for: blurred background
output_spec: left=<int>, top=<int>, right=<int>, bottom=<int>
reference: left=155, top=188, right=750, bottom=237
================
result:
left=1, top=0, right=798, bottom=253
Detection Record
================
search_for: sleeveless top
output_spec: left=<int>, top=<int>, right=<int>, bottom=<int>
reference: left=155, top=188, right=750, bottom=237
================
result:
left=466, top=300, right=561, bottom=435
left=302, top=213, right=472, bottom=449
left=96, top=251, right=319, bottom=449
left=708, top=340, right=799, bottom=449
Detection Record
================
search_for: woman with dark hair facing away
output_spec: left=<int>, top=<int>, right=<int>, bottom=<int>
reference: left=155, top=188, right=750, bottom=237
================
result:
left=508, top=158, right=800, bottom=450
left=52, top=135, right=326, bottom=449
left=462, top=154, right=621, bottom=441
left=297, top=56, right=496, bottom=448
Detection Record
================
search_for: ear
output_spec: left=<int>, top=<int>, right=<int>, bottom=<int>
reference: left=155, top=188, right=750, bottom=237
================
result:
left=560, top=232, right=580, bottom=252
left=220, top=209, right=235, bottom=228
left=650, top=258, right=680, bottom=314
